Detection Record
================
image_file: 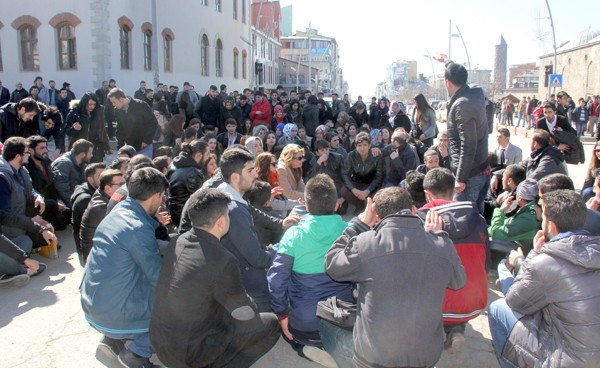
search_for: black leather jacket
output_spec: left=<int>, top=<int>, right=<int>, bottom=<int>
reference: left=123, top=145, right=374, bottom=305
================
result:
left=342, top=150, right=384, bottom=193
left=167, top=154, right=203, bottom=227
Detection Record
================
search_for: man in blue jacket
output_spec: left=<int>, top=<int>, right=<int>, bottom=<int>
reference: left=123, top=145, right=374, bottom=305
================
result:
left=81, top=167, right=169, bottom=368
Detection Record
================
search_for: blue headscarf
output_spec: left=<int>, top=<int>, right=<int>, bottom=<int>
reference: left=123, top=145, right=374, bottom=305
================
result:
left=276, top=123, right=286, bottom=139
left=283, top=123, right=298, bottom=140
left=370, top=129, right=381, bottom=146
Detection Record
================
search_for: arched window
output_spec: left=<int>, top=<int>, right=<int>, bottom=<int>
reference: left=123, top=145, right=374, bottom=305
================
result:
left=242, top=0, right=246, bottom=23
left=19, top=25, right=39, bottom=71
left=242, top=50, right=247, bottom=79
left=162, top=28, right=175, bottom=73
left=215, top=39, right=223, bottom=77
left=233, top=48, right=239, bottom=79
left=143, top=29, right=152, bottom=71
left=587, top=61, right=595, bottom=91
left=201, top=34, right=209, bottom=76
left=119, top=26, right=131, bottom=69
left=57, top=24, right=76, bottom=69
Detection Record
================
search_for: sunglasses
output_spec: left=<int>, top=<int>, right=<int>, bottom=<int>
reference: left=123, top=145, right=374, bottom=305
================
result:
left=595, top=149, right=600, bottom=153
left=293, top=156, right=305, bottom=161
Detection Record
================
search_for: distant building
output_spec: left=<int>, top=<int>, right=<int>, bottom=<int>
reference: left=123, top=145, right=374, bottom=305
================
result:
left=0, top=0, right=253, bottom=97
left=538, top=28, right=600, bottom=99
left=469, top=68, right=492, bottom=96
left=251, top=26, right=281, bottom=91
left=508, top=63, right=539, bottom=89
left=279, top=28, right=342, bottom=94
left=280, top=4, right=292, bottom=37
left=278, top=57, right=318, bottom=92
left=385, top=60, right=417, bottom=94
left=493, top=35, right=508, bottom=94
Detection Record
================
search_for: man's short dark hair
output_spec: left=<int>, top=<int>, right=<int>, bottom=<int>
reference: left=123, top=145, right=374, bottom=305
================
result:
left=239, top=95, right=248, bottom=101
left=538, top=174, right=574, bottom=194
left=220, top=84, right=227, bottom=91
left=99, top=169, right=124, bottom=191
left=373, top=187, right=413, bottom=219
left=314, top=139, right=330, bottom=151
left=254, top=91, right=263, bottom=97
left=152, top=156, right=170, bottom=173
left=423, top=168, right=455, bottom=197
left=220, top=148, right=254, bottom=183
left=154, top=146, right=173, bottom=158
left=542, top=102, right=556, bottom=111
left=404, top=171, right=426, bottom=208
left=188, top=188, right=231, bottom=228
left=556, top=91, right=569, bottom=99
left=497, top=127, right=510, bottom=138
left=355, top=131, right=370, bottom=145
left=225, top=118, right=237, bottom=127
left=84, top=162, right=106, bottom=178
left=2, top=136, right=28, bottom=161
left=245, top=181, right=272, bottom=207
left=17, top=98, right=40, bottom=113
left=504, top=164, right=526, bottom=185
left=305, top=174, right=338, bottom=215
left=209, top=85, right=218, bottom=91
left=531, top=129, right=550, bottom=148
left=543, top=190, right=586, bottom=233
left=27, top=135, right=48, bottom=150
left=444, top=62, right=468, bottom=87
left=72, top=139, right=94, bottom=156
left=128, top=167, right=169, bottom=201
left=124, top=154, right=155, bottom=183
left=107, top=88, right=126, bottom=99
left=109, top=157, right=130, bottom=171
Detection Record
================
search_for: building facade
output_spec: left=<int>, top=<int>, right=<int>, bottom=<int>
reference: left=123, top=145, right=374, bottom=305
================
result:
left=279, top=28, right=342, bottom=94
left=493, top=35, right=508, bottom=94
left=0, top=0, right=253, bottom=98
left=538, top=29, right=600, bottom=100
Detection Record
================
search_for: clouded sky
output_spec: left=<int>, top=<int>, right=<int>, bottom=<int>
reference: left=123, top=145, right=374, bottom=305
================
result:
left=279, top=0, right=598, bottom=98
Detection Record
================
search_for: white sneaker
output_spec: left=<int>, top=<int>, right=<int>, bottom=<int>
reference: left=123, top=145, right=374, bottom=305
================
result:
left=302, top=346, right=338, bottom=368
left=0, top=274, right=30, bottom=288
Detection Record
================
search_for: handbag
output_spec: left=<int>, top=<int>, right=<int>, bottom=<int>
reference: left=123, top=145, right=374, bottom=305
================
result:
left=316, top=296, right=356, bottom=330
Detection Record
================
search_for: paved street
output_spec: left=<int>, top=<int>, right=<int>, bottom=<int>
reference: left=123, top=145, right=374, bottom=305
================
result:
left=1, top=125, right=594, bottom=368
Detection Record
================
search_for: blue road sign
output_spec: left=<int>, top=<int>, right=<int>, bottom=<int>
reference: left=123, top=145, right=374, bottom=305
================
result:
left=550, top=74, right=563, bottom=87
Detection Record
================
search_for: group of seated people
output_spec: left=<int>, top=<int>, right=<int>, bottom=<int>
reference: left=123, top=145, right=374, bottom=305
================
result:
left=2, top=84, right=600, bottom=368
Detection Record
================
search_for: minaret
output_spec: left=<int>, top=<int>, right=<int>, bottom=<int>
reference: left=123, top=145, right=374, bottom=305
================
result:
left=494, top=35, right=508, bottom=92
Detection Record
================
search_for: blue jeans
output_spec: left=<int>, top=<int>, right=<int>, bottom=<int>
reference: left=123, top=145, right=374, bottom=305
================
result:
left=488, top=299, right=523, bottom=368
left=0, top=251, right=26, bottom=276
left=497, top=260, right=514, bottom=296
left=101, top=331, right=153, bottom=358
left=576, top=122, right=586, bottom=137
left=319, top=320, right=354, bottom=368
left=454, top=174, right=488, bottom=214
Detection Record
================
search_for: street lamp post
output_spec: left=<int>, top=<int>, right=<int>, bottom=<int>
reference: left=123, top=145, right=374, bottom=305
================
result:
left=424, top=50, right=436, bottom=98
left=454, top=25, right=471, bottom=72
left=290, top=66, right=299, bottom=92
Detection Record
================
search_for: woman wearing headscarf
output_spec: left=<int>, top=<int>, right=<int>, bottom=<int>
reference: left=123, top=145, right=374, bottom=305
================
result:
left=371, top=97, right=390, bottom=129
left=388, top=101, right=402, bottom=126
left=272, top=104, right=291, bottom=130
left=370, top=128, right=383, bottom=149
left=310, top=124, right=328, bottom=152
left=244, top=136, right=264, bottom=157
left=277, top=123, right=302, bottom=146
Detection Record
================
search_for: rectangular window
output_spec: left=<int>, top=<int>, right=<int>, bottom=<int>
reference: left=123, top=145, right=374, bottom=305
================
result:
left=20, top=26, right=39, bottom=71
left=164, top=37, right=173, bottom=72
left=215, top=0, right=222, bottom=12
left=242, top=0, right=246, bottom=23
left=120, top=27, right=130, bottom=69
left=233, top=0, right=238, bottom=20
left=57, top=24, right=77, bottom=70
left=143, top=31, right=152, bottom=71
left=200, top=0, right=208, bottom=5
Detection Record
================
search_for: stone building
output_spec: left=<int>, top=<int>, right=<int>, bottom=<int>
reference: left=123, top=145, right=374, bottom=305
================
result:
left=493, top=36, right=508, bottom=93
left=538, top=28, right=600, bottom=100
left=0, top=0, right=253, bottom=98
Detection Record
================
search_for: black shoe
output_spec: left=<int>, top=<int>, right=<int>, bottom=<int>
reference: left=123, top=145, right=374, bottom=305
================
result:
left=27, top=263, right=46, bottom=277
left=98, top=336, right=126, bottom=357
left=118, top=348, right=155, bottom=368
left=0, top=273, right=30, bottom=288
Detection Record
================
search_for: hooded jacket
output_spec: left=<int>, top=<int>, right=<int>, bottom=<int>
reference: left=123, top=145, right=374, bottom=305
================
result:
left=325, top=213, right=466, bottom=368
left=503, top=233, right=600, bottom=368
left=51, top=151, right=86, bottom=207
left=268, top=214, right=353, bottom=335
left=65, top=95, right=109, bottom=152
left=447, top=85, right=489, bottom=183
left=419, top=200, right=489, bottom=325
left=302, top=96, right=320, bottom=136
left=167, top=153, right=204, bottom=227
left=520, top=144, right=566, bottom=181
left=0, top=157, right=40, bottom=239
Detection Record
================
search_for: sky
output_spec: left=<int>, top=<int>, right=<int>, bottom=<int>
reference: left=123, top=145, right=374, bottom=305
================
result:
left=279, top=0, right=599, bottom=98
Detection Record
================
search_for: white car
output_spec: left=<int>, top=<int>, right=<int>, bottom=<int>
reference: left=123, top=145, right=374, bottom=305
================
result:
left=436, top=102, right=447, bottom=123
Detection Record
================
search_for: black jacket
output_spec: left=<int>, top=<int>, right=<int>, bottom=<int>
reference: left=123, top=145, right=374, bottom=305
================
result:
left=70, top=182, right=96, bottom=249
left=114, top=98, right=157, bottom=150
left=65, top=102, right=109, bottom=152
left=51, top=151, right=86, bottom=207
left=0, top=103, right=26, bottom=142
left=302, top=103, right=320, bottom=136
left=0, top=87, right=10, bottom=106
left=194, top=95, right=221, bottom=126
left=151, top=227, right=259, bottom=368
left=219, top=106, right=242, bottom=132
left=342, top=150, right=384, bottom=193
left=79, top=188, right=111, bottom=253
left=167, top=154, right=204, bottom=227
left=10, top=89, right=28, bottom=103
left=447, top=85, right=489, bottom=183
left=519, top=144, right=567, bottom=180
left=307, top=151, right=345, bottom=197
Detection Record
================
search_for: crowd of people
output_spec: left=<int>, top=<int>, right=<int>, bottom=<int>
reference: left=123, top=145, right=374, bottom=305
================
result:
left=1, top=59, right=600, bottom=368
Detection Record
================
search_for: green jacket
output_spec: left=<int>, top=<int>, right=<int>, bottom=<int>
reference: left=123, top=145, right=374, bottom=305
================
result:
left=488, top=201, right=540, bottom=242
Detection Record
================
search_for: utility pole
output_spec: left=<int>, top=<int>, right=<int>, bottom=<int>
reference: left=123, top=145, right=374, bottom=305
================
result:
left=307, top=22, right=312, bottom=93
left=151, top=0, right=159, bottom=87
left=545, top=0, right=557, bottom=100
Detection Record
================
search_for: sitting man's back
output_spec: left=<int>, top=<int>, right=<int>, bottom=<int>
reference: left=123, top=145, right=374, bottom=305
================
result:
left=326, top=187, right=466, bottom=368
left=151, top=188, right=279, bottom=367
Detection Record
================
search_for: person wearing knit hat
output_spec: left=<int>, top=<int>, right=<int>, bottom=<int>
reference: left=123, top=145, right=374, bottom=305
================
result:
left=117, top=145, right=137, bottom=158
left=489, top=178, right=541, bottom=249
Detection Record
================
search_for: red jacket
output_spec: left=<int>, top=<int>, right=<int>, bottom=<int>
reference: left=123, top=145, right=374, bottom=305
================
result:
left=419, top=199, right=489, bottom=324
left=249, top=98, right=272, bottom=126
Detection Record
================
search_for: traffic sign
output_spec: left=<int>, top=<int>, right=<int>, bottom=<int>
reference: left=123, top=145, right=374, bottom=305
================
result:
left=550, top=74, right=563, bottom=87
